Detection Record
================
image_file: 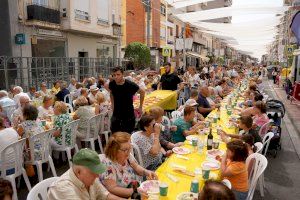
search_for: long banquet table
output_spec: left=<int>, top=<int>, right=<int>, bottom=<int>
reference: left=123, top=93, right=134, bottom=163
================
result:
left=154, top=85, right=247, bottom=199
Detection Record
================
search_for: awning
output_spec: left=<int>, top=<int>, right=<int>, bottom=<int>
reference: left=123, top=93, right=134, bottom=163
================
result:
left=186, top=51, right=210, bottom=62
left=293, top=48, right=300, bottom=56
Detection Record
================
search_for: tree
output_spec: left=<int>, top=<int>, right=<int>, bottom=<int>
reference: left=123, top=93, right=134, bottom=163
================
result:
left=124, top=42, right=151, bottom=70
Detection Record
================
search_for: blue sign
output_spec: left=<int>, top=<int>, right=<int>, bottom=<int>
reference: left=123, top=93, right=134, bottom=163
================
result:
left=15, top=33, right=26, bottom=45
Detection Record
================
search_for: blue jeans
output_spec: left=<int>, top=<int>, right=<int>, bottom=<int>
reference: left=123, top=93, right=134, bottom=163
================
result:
left=233, top=190, right=248, bottom=200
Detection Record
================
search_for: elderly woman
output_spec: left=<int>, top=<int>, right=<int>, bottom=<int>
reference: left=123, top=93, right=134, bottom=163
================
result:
left=100, top=132, right=157, bottom=198
left=131, top=115, right=163, bottom=170
left=51, top=101, right=72, bottom=148
left=38, top=82, right=51, bottom=97
left=17, top=104, right=44, bottom=161
left=73, top=96, right=95, bottom=139
left=37, top=95, right=54, bottom=119
left=51, top=81, right=61, bottom=95
left=55, top=81, right=70, bottom=102
left=95, top=92, right=109, bottom=115
left=148, top=106, right=182, bottom=151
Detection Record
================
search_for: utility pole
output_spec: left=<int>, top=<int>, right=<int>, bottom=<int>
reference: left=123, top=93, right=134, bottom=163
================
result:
left=143, top=0, right=151, bottom=47
left=183, top=24, right=186, bottom=70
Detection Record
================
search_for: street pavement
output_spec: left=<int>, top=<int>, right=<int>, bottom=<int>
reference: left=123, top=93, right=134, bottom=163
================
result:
left=17, top=78, right=300, bottom=200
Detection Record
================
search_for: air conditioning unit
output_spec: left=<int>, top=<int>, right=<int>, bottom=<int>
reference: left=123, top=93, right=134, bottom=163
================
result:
left=62, top=8, right=67, bottom=17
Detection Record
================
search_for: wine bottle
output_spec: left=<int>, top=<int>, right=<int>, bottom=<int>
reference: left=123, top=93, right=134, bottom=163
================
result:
left=207, top=129, right=213, bottom=150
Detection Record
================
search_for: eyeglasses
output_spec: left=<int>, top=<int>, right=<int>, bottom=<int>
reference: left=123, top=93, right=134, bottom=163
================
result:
left=118, top=147, right=132, bottom=153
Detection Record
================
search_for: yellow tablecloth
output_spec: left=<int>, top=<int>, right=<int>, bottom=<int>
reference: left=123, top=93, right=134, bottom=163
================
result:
left=155, top=107, right=239, bottom=199
left=134, top=90, right=178, bottom=112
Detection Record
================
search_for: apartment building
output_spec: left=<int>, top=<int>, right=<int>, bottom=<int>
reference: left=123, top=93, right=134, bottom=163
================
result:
left=0, top=0, right=121, bottom=58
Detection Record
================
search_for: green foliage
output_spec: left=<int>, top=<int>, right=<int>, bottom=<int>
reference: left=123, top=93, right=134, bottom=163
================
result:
left=124, top=42, right=151, bottom=69
left=216, top=56, right=225, bottom=65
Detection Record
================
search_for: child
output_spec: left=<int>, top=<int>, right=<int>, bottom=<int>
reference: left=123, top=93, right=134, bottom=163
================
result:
left=218, top=140, right=249, bottom=200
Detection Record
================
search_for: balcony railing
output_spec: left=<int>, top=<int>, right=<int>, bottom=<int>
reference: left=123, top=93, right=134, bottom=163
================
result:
left=27, top=4, right=60, bottom=24
left=74, top=9, right=90, bottom=21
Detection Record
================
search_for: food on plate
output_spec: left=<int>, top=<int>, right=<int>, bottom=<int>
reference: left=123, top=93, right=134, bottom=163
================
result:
left=172, top=147, right=190, bottom=155
left=176, top=192, right=198, bottom=200
left=207, top=149, right=224, bottom=157
left=140, top=180, right=160, bottom=194
left=202, top=161, right=220, bottom=170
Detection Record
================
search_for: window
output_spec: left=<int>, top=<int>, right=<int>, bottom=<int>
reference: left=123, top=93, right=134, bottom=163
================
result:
left=176, top=25, right=179, bottom=37
left=160, top=4, right=166, bottom=16
left=74, top=0, right=90, bottom=21
left=160, top=27, right=166, bottom=39
left=33, top=0, right=48, bottom=6
left=97, top=0, right=109, bottom=25
left=168, top=27, right=173, bottom=36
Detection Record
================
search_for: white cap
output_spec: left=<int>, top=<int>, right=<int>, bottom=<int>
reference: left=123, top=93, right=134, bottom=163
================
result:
left=90, top=85, right=99, bottom=91
left=185, top=99, right=198, bottom=107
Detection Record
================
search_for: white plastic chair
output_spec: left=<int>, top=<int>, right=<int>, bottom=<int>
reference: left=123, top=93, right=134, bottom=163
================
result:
left=100, top=110, right=113, bottom=144
left=254, top=142, right=264, bottom=154
left=0, top=138, right=31, bottom=200
left=131, top=142, right=144, bottom=168
left=2, top=104, right=17, bottom=122
left=51, top=119, right=80, bottom=167
left=80, top=114, right=104, bottom=153
left=26, top=177, right=59, bottom=200
left=25, top=129, right=57, bottom=182
left=262, top=132, right=274, bottom=156
left=221, top=179, right=232, bottom=189
left=246, top=153, right=268, bottom=200
left=162, top=116, right=171, bottom=128
left=258, top=121, right=271, bottom=138
left=171, top=111, right=182, bottom=121
left=66, top=103, right=73, bottom=113
left=64, top=94, right=72, bottom=104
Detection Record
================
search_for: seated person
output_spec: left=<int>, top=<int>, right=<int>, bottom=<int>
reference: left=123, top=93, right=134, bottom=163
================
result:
left=100, top=132, right=157, bottom=199
left=252, top=101, right=269, bottom=134
left=177, top=89, right=198, bottom=112
left=88, top=85, right=100, bottom=104
left=172, top=106, right=203, bottom=143
left=51, top=101, right=72, bottom=148
left=131, top=115, right=163, bottom=170
left=38, top=82, right=52, bottom=97
left=197, top=86, right=219, bottom=118
left=95, top=92, right=109, bottom=115
left=51, top=81, right=61, bottom=95
left=11, top=95, right=31, bottom=128
left=148, top=106, right=182, bottom=151
left=0, top=178, right=13, bottom=200
left=38, top=95, right=54, bottom=119
left=241, top=92, right=263, bottom=116
left=214, top=79, right=229, bottom=98
left=217, top=140, right=249, bottom=200
left=17, top=104, right=44, bottom=161
left=47, top=149, right=119, bottom=199
left=27, top=86, right=38, bottom=100
left=221, top=115, right=262, bottom=143
left=198, top=180, right=236, bottom=200
left=73, top=96, right=95, bottom=139
left=55, top=81, right=70, bottom=102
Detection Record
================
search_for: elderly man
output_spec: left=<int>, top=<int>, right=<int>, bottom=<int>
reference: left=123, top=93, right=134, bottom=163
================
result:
left=13, top=86, right=30, bottom=106
left=88, top=85, right=100, bottom=104
left=47, top=148, right=122, bottom=200
left=56, top=81, right=70, bottom=102
left=0, top=90, right=15, bottom=108
left=197, top=86, right=219, bottom=118
left=11, top=95, right=30, bottom=128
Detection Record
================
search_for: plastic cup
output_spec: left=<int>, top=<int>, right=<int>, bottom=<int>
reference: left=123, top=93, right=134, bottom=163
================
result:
left=159, top=182, right=168, bottom=196
left=213, top=117, right=218, bottom=123
left=212, top=142, right=220, bottom=149
left=204, top=121, right=210, bottom=128
left=227, top=110, right=232, bottom=115
left=41, top=120, right=46, bottom=126
left=202, top=167, right=210, bottom=180
left=190, top=179, right=199, bottom=193
left=192, top=138, right=198, bottom=147
left=198, top=141, right=204, bottom=154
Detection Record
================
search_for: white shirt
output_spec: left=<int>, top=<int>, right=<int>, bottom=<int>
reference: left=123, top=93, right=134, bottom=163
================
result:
left=202, top=67, right=208, bottom=74
left=214, top=85, right=223, bottom=96
left=0, top=128, right=19, bottom=163
left=188, top=73, right=200, bottom=88
left=38, top=106, right=54, bottom=119
left=47, top=168, right=109, bottom=200
left=68, top=83, right=77, bottom=93
left=13, top=92, right=30, bottom=106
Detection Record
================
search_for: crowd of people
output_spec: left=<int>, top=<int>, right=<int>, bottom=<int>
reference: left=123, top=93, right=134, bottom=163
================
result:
left=0, top=62, right=269, bottom=200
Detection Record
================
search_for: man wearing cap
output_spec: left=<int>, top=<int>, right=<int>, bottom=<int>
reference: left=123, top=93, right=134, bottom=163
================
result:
left=48, top=149, right=122, bottom=200
left=88, top=85, right=101, bottom=104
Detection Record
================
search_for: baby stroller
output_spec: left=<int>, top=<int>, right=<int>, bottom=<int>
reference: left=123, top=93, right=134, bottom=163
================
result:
left=266, top=99, right=285, bottom=157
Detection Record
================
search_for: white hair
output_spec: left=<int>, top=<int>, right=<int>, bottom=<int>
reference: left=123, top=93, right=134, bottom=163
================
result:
left=0, top=90, right=8, bottom=97
left=14, top=86, right=23, bottom=93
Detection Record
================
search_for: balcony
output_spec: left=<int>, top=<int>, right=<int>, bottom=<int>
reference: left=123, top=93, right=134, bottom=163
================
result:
left=27, top=4, right=60, bottom=24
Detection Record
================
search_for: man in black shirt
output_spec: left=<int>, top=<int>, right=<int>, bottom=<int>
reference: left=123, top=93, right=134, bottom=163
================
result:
left=158, top=62, right=181, bottom=91
left=108, top=67, right=145, bottom=133
left=56, top=81, right=70, bottom=103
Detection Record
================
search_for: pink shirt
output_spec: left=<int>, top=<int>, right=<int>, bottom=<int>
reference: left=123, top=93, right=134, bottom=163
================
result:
left=253, top=113, right=269, bottom=127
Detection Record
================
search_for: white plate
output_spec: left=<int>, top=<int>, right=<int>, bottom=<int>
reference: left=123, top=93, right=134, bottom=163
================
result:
left=176, top=192, right=198, bottom=200
left=140, top=180, right=160, bottom=194
left=186, top=135, right=198, bottom=141
left=207, top=149, right=225, bottom=158
left=172, top=147, right=191, bottom=155
left=201, top=160, right=220, bottom=170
